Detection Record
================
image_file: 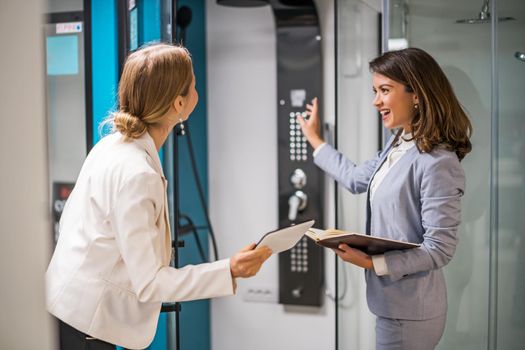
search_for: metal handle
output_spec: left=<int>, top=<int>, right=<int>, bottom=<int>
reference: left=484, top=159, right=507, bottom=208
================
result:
left=288, top=190, right=308, bottom=221
left=290, top=168, right=307, bottom=189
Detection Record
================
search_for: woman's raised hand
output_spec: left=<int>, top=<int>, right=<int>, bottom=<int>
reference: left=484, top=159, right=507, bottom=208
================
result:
left=297, top=97, right=325, bottom=150
left=230, top=244, right=272, bottom=279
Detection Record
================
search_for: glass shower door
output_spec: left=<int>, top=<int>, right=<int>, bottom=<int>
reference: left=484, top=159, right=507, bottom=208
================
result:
left=335, top=0, right=517, bottom=349
left=384, top=0, right=493, bottom=348
left=386, top=0, right=491, bottom=350
left=401, top=1, right=493, bottom=348
left=335, top=0, right=381, bottom=349
left=495, top=0, right=525, bottom=348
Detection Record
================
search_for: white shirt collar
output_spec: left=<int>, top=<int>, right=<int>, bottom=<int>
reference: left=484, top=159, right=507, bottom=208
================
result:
left=395, top=132, right=416, bottom=151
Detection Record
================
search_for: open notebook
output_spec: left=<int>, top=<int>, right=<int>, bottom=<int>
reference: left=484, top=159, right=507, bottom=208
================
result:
left=305, top=228, right=420, bottom=255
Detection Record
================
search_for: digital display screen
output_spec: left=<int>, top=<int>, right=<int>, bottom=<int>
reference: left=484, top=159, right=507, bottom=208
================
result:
left=46, top=35, right=79, bottom=76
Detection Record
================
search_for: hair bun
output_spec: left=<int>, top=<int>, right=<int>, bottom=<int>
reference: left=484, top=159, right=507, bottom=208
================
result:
left=112, top=111, right=147, bottom=139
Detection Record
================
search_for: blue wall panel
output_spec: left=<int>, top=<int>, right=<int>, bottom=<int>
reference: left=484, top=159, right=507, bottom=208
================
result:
left=176, top=1, right=211, bottom=350
left=91, top=0, right=117, bottom=143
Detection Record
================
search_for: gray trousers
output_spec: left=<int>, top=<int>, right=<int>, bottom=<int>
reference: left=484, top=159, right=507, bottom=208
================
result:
left=376, top=314, right=446, bottom=350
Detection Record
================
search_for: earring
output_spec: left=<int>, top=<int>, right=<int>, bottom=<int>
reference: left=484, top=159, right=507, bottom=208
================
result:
left=414, top=104, right=419, bottom=110
left=179, top=118, right=185, bottom=135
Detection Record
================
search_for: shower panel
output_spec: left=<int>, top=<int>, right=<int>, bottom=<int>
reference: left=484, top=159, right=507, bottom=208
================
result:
left=218, top=0, right=325, bottom=307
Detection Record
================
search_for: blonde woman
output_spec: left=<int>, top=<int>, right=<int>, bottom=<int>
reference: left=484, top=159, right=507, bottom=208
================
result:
left=46, top=44, right=272, bottom=350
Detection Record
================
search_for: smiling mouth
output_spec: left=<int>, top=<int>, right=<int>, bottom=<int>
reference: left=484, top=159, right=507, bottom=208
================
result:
left=380, top=109, right=391, bottom=120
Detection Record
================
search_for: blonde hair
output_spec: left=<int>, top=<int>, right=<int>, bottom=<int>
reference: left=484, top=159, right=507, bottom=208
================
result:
left=106, top=43, right=193, bottom=140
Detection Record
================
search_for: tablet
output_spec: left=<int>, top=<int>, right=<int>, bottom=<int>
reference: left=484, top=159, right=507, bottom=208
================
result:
left=255, top=220, right=315, bottom=254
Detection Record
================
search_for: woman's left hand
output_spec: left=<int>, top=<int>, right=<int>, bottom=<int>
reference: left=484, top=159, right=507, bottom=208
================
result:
left=333, top=244, right=374, bottom=270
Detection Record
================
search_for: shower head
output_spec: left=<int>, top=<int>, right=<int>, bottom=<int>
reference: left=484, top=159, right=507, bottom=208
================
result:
left=456, top=0, right=515, bottom=24
left=216, top=0, right=269, bottom=7
left=516, top=52, right=525, bottom=62
left=456, top=15, right=515, bottom=24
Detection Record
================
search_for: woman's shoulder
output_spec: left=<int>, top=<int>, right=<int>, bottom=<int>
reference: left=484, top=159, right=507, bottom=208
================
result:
left=91, top=133, right=160, bottom=179
left=415, top=146, right=465, bottom=180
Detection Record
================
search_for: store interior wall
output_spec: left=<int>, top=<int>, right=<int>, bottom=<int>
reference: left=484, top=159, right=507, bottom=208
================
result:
left=0, top=0, right=55, bottom=349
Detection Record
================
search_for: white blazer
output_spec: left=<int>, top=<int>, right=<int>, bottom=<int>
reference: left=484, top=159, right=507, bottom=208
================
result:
left=46, top=131, right=234, bottom=349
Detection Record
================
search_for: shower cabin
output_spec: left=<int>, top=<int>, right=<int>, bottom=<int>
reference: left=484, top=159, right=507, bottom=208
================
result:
left=335, top=0, right=525, bottom=349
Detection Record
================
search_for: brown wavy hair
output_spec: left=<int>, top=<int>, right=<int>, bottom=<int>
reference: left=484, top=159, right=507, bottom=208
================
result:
left=369, top=48, right=472, bottom=160
left=107, top=43, right=193, bottom=140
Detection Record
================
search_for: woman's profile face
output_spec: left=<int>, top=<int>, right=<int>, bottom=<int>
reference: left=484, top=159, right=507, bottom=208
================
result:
left=180, top=72, right=199, bottom=121
left=372, top=73, right=417, bottom=132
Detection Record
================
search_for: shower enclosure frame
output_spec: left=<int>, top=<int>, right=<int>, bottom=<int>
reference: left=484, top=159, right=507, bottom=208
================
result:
left=335, top=0, right=524, bottom=349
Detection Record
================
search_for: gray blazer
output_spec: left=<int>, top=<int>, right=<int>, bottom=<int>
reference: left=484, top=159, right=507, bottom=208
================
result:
left=314, top=137, right=465, bottom=320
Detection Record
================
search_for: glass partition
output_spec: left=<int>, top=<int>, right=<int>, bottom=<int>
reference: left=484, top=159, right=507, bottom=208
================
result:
left=336, top=0, right=524, bottom=348
left=496, top=0, right=525, bottom=348
left=406, top=1, right=493, bottom=347
left=335, top=0, right=381, bottom=349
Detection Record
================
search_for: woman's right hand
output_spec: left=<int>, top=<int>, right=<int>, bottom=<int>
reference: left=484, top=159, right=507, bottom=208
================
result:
left=230, top=244, right=272, bottom=279
left=297, top=97, right=325, bottom=150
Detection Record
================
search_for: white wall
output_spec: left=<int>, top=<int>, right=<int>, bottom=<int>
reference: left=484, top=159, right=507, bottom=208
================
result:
left=207, top=1, right=336, bottom=349
left=0, top=0, right=55, bottom=349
